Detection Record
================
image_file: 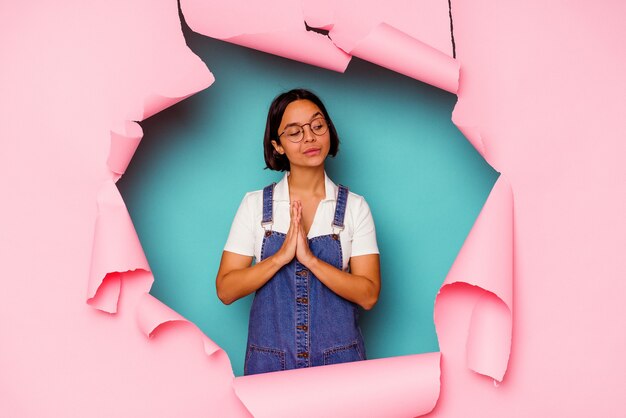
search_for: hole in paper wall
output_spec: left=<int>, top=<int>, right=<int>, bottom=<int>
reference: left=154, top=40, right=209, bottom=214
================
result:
left=117, top=22, right=497, bottom=376
left=304, top=21, right=331, bottom=37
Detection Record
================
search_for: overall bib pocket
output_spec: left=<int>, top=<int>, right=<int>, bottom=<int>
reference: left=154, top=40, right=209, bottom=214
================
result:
left=244, top=344, right=286, bottom=375
left=323, top=341, right=364, bottom=366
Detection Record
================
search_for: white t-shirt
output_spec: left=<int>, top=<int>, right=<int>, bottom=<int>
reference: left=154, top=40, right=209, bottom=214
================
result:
left=224, top=171, right=379, bottom=271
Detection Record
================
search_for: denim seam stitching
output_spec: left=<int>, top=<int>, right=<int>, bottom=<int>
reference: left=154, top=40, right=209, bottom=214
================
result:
left=247, top=344, right=286, bottom=371
left=323, top=340, right=359, bottom=355
left=304, top=267, right=310, bottom=367
left=322, top=340, right=360, bottom=365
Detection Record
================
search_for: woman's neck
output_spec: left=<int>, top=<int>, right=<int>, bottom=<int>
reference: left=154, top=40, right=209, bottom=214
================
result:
left=287, top=166, right=326, bottom=198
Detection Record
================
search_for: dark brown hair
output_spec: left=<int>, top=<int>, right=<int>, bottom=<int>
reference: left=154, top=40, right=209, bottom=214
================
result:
left=264, top=89, right=340, bottom=171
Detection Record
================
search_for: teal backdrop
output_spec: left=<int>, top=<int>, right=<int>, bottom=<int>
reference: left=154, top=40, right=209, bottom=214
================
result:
left=117, top=24, right=499, bottom=376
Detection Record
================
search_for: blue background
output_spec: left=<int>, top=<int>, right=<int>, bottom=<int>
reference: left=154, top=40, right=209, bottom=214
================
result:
left=117, top=25, right=498, bottom=376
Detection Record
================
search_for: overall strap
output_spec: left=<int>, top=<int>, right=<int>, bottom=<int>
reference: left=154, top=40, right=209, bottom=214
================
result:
left=332, top=185, right=349, bottom=231
left=261, top=183, right=275, bottom=228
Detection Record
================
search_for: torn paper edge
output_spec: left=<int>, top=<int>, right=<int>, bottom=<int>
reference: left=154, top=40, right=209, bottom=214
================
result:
left=435, top=174, right=514, bottom=382
left=232, top=353, right=441, bottom=418
left=340, top=22, right=459, bottom=93
left=137, top=293, right=223, bottom=358
left=87, top=180, right=151, bottom=313
left=107, top=121, right=144, bottom=182
left=180, top=0, right=458, bottom=93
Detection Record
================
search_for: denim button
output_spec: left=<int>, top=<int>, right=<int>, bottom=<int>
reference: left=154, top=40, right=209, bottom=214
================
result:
left=296, top=270, right=308, bottom=277
left=297, top=325, right=308, bottom=331
left=296, top=297, right=308, bottom=304
left=264, top=230, right=271, bottom=237
left=297, top=352, right=309, bottom=358
left=332, top=233, right=339, bottom=240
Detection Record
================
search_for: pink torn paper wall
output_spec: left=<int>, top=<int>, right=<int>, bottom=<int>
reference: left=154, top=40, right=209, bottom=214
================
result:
left=435, top=175, right=513, bottom=382
left=107, top=121, right=144, bottom=178
left=1, top=1, right=247, bottom=416
left=179, top=0, right=351, bottom=72
left=180, top=0, right=458, bottom=91
left=319, top=0, right=454, bottom=57
left=323, top=0, right=459, bottom=92
left=3, top=0, right=625, bottom=417
left=233, top=353, right=441, bottom=418
left=427, top=2, right=626, bottom=417
left=137, top=293, right=222, bottom=358
left=87, top=180, right=151, bottom=313
left=347, top=22, right=459, bottom=93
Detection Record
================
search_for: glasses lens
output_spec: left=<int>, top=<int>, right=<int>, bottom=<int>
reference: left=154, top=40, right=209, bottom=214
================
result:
left=283, top=127, right=303, bottom=142
left=310, top=118, right=328, bottom=135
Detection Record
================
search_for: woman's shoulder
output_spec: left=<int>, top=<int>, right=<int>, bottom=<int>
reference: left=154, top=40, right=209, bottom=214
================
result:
left=345, top=188, right=366, bottom=202
left=344, top=187, right=372, bottom=217
left=340, top=183, right=369, bottom=203
left=239, top=188, right=264, bottom=207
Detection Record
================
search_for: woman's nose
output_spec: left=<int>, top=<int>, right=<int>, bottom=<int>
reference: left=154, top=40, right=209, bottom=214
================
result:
left=302, top=125, right=316, bottom=142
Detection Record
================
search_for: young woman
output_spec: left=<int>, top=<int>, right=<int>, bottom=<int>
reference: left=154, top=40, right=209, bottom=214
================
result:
left=216, top=89, right=381, bottom=375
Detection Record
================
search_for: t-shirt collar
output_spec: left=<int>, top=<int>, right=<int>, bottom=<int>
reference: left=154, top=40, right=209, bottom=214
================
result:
left=273, top=171, right=337, bottom=202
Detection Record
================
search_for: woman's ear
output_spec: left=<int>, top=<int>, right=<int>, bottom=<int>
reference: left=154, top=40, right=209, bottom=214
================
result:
left=271, top=139, right=284, bottom=155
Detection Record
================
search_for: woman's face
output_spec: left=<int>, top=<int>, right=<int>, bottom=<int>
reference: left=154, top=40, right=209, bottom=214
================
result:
left=271, top=99, right=331, bottom=170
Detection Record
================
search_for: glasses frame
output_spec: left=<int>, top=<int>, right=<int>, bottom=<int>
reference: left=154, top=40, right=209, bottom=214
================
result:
left=278, top=117, right=330, bottom=143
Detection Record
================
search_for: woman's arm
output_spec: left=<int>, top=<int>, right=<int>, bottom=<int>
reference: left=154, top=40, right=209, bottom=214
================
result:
left=293, top=200, right=381, bottom=310
left=215, top=251, right=282, bottom=305
left=302, top=253, right=381, bottom=310
left=216, top=201, right=301, bottom=305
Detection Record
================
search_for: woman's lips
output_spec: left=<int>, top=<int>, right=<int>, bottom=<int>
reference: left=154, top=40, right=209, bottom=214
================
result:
left=303, top=148, right=321, bottom=156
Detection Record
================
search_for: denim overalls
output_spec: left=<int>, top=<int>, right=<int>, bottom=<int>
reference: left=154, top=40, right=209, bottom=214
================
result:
left=243, top=182, right=367, bottom=375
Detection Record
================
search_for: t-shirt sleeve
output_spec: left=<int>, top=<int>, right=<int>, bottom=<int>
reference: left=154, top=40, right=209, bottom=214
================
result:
left=223, top=192, right=255, bottom=257
left=351, top=196, right=380, bottom=256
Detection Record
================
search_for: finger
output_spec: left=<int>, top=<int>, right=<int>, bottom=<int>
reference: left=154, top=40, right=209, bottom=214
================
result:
left=295, top=226, right=303, bottom=244
left=289, top=202, right=293, bottom=224
left=292, top=204, right=299, bottom=229
left=295, top=203, right=301, bottom=224
left=293, top=217, right=299, bottom=237
left=300, top=222, right=306, bottom=238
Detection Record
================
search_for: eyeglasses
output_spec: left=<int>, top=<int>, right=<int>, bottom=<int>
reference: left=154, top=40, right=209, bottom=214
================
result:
left=278, top=117, right=329, bottom=143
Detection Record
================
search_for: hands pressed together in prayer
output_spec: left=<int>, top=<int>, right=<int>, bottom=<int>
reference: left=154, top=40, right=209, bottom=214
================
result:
left=274, top=200, right=316, bottom=268
left=217, top=199, right=379, bottom=309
